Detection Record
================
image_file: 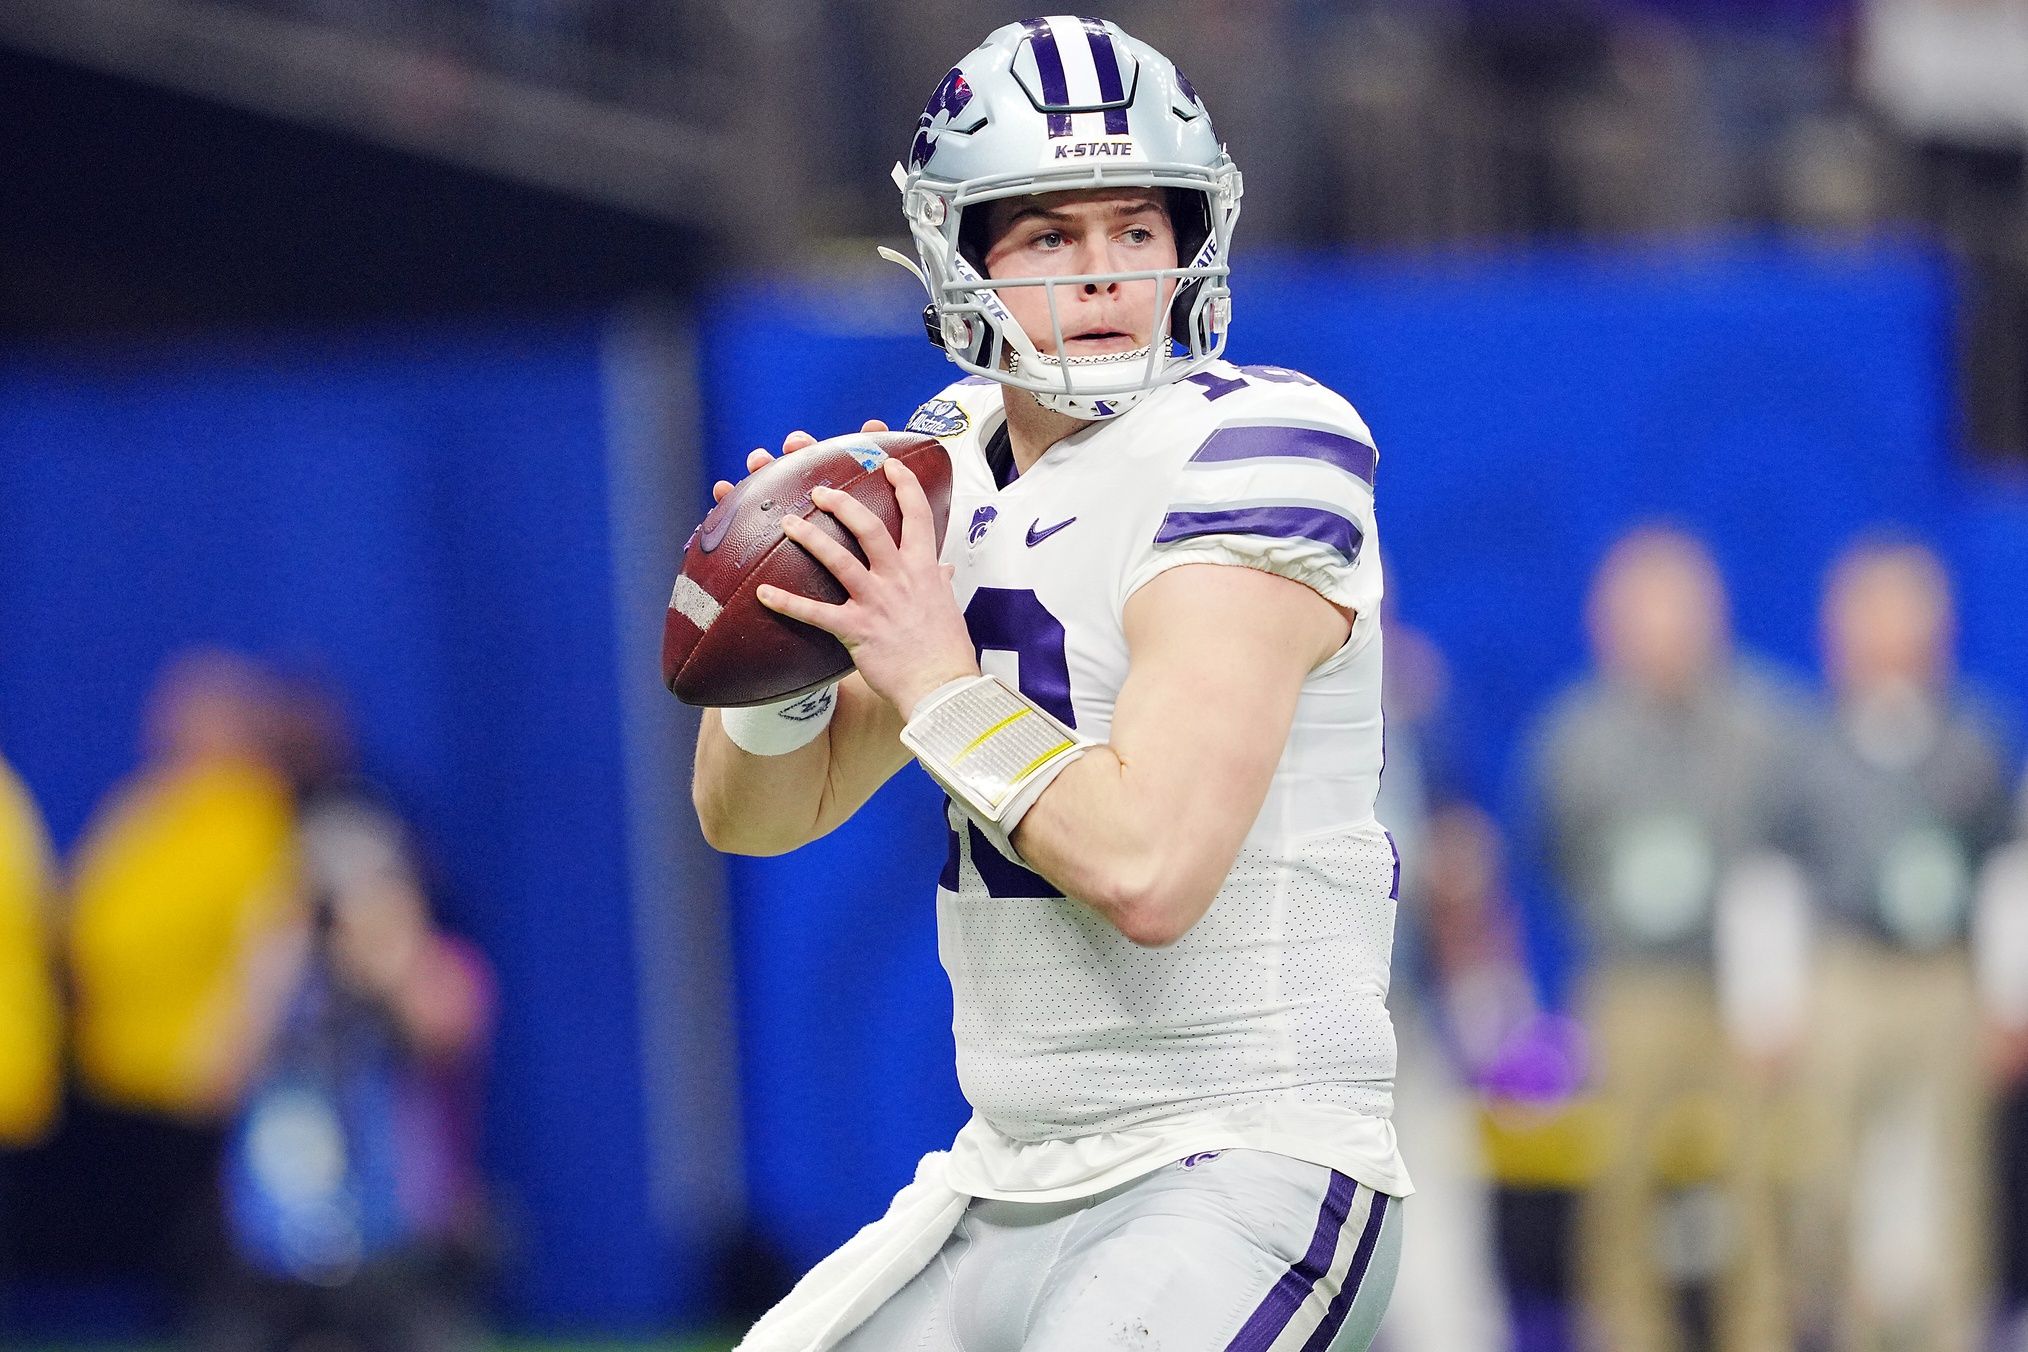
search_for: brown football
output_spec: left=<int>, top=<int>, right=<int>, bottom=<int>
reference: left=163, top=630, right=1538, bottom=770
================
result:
left=662, top=430, right=953, bottom=707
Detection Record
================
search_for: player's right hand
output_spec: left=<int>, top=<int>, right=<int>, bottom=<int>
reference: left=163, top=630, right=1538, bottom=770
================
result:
left=710, top=419, right=891, bottom=503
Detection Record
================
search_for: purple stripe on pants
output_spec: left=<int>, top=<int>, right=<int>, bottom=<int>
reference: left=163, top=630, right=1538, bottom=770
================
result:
left=1021, top=18, right=1074, bottom=137
left=1080, top=17, right=1131, bottom=135
left=1296, top=1192, right=1390, bottom=1352
left=1153, top=504, right=1364, bottom=565
left=1224, top=1172, right=1358, bottom=1351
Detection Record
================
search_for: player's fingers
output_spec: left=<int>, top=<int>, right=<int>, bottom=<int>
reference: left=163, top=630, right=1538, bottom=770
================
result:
left=884, top=460, right=936, bottom=558
left=746, top=448, right=775, bottom=475
left=712, top=479, right=736, bottom=503
left=860, top=418, right=890, bottom=433
left=780, top=514, right=869, bottom=592
left=755, top=583, right=842, bottom=632
left=782, top=430, right=817, bottom=455
left=811, top=486, right=900, bottom=565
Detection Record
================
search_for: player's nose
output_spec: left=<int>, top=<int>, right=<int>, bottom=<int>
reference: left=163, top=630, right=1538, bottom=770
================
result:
left=1074, top=237, right=1122, bottom=292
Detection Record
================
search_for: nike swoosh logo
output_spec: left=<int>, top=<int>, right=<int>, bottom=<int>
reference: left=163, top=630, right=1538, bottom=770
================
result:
left=1026, top=516, right=1077, bottom=547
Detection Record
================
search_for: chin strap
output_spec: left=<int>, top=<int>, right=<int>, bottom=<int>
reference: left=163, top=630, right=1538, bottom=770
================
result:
left=1015, top=346, right=1160, bottom=420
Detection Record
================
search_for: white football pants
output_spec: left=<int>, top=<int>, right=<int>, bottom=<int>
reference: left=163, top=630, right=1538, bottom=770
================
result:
left=831, top=1149, right=1402, bottom=1352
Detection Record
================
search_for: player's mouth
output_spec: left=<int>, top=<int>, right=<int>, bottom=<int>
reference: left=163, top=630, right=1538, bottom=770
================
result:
left=1062, top=327, right=1141, bottom=354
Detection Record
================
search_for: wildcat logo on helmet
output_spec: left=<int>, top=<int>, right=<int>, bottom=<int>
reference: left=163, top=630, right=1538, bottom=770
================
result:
left=909, top=68, right=975, bottom=171
left=1053, top=140, right=1136, bottom=160
left=904, top=398, right=970, bottom=438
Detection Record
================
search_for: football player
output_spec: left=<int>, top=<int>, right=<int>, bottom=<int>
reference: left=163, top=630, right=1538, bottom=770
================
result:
left=693, top=17, right=1408, bottom=1352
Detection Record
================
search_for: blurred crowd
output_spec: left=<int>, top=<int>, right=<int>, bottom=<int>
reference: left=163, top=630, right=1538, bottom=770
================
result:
left=3, top=528, right=2024, bottom=1352
left=1377, top=527, right=2028, bottom=1352
left=188, top=0, right=2028, bottom=458
left=0, top=655, right=494, bottom=1352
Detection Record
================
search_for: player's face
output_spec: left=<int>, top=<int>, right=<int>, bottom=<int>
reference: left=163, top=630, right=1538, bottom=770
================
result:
left=979, top=189, right=1179, bottom=358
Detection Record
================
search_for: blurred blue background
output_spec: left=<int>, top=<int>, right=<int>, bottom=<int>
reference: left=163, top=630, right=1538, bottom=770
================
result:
left=4, top=240, right=2025, bottom=1323
left=5, top=1, right=2028, bottom=1348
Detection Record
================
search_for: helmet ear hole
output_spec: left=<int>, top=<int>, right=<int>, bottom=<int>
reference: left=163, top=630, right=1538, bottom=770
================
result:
left=1165, top=187, right=1212, bottom=272
left=958, top=208, right=994, bottom=275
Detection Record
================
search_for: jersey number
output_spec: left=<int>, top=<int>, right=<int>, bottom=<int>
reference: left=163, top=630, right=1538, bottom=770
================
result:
left=939, top=587, right=1072, bottom=899
left=1185, top=365, right=1319, bottom=402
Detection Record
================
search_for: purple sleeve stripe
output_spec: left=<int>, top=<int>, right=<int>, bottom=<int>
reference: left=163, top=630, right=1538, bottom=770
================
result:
left=1154, top=504, right=1364, bottom=564
left=1224, top=1172, right=1359, bottom=1352
left=1080, top=17, right=1131, bottom=135
left=1189, top=424, right=1377, bottom=486
left=1021, top=18, right=1074, bottom=137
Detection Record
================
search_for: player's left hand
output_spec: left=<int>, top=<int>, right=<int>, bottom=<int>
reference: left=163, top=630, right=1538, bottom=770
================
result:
left=757, top=457, right=978, bottom=717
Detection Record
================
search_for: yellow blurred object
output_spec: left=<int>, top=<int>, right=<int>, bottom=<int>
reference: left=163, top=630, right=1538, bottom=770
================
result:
left=0, top=757, right=61, bottom=1146
left=69, top=758, right=295, bottom=1118
left=1480, top=1096, right=1605, bottom=1189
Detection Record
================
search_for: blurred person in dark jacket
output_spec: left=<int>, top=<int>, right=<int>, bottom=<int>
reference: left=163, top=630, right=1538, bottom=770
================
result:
left=1524, top=525, right=1815, bottom=1352
left=1796, top=537, right=2015, bottom=1352
left=194, top=681, right=493, bottom=1352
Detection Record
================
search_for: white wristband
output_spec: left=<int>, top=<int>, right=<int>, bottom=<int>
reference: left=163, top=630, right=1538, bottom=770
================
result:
left=719, top=684, right=839, bottom=756
left=901, top=674, right=1094, bottom=862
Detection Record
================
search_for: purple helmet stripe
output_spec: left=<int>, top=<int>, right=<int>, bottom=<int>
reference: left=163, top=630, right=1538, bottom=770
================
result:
left=1079, top=17, right=1131, bottom=135
left=1188, top=424, right=1377, bottom=486
left=1223, top=1171, right=1359, bottom=1352
left=1021, top=17, right=1074, bottom=137
left=1295, top=1192, right=1391, bottom=1352
left=1154, top=503, right=1364, bottom=565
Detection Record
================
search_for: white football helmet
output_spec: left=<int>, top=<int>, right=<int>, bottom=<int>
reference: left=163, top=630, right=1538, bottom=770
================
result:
left=884, top=16, right=1243, bottom=420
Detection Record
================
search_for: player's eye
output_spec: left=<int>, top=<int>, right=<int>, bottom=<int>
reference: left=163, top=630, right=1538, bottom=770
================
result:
left=1122, top=226, right=1155, bottom=244
left=1032, top=230, right=1065, bottom=249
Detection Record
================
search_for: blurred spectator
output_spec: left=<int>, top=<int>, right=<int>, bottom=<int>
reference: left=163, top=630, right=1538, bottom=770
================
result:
left=194, top=679, right=493, bottom=1352
left=1796, top=538, right=2015, bottom=1352
left=1524, top=525, right=1812, bottom=1352
left=0, top=754, right=61, bottom=1149
left=0, top=751, right=63, bottom=1304
left=63, top=651, right=296, bottom=1299
left=1425, top=800, right=1592, bottom=1352
left=1376, top=625, right=1512, bottom=1352
left=1985, top=781, right=2028, bottom=1349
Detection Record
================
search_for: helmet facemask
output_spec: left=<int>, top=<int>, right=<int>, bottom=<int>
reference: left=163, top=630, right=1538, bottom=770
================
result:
left=898, top=165, right=1240, bottom=420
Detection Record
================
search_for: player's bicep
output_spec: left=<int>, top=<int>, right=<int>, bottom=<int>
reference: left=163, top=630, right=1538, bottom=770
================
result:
left=1113, top=563, right=1347, bottom=834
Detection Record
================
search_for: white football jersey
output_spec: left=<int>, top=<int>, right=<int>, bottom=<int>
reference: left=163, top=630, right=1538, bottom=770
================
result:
left=905, top=361, right=1410, bottom=1202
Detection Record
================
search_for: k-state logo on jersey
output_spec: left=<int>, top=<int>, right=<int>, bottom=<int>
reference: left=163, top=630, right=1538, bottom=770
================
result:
left=968, top=505, right=998, bottom=546
left=904, top=398, right=970, bottom=438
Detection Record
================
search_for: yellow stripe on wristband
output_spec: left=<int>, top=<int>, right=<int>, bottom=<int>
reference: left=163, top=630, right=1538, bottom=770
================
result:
left=1013, top=740, right=1077, bottom=782
left=954, top=707, right=1032, bottom=763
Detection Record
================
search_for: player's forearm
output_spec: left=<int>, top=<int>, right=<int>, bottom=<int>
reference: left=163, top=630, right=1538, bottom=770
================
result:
left=693, top=677, right=912, bottom=855
left=1011, top=749, right=1240, bottom=946
left=692, top=715, right=836, bottom=856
